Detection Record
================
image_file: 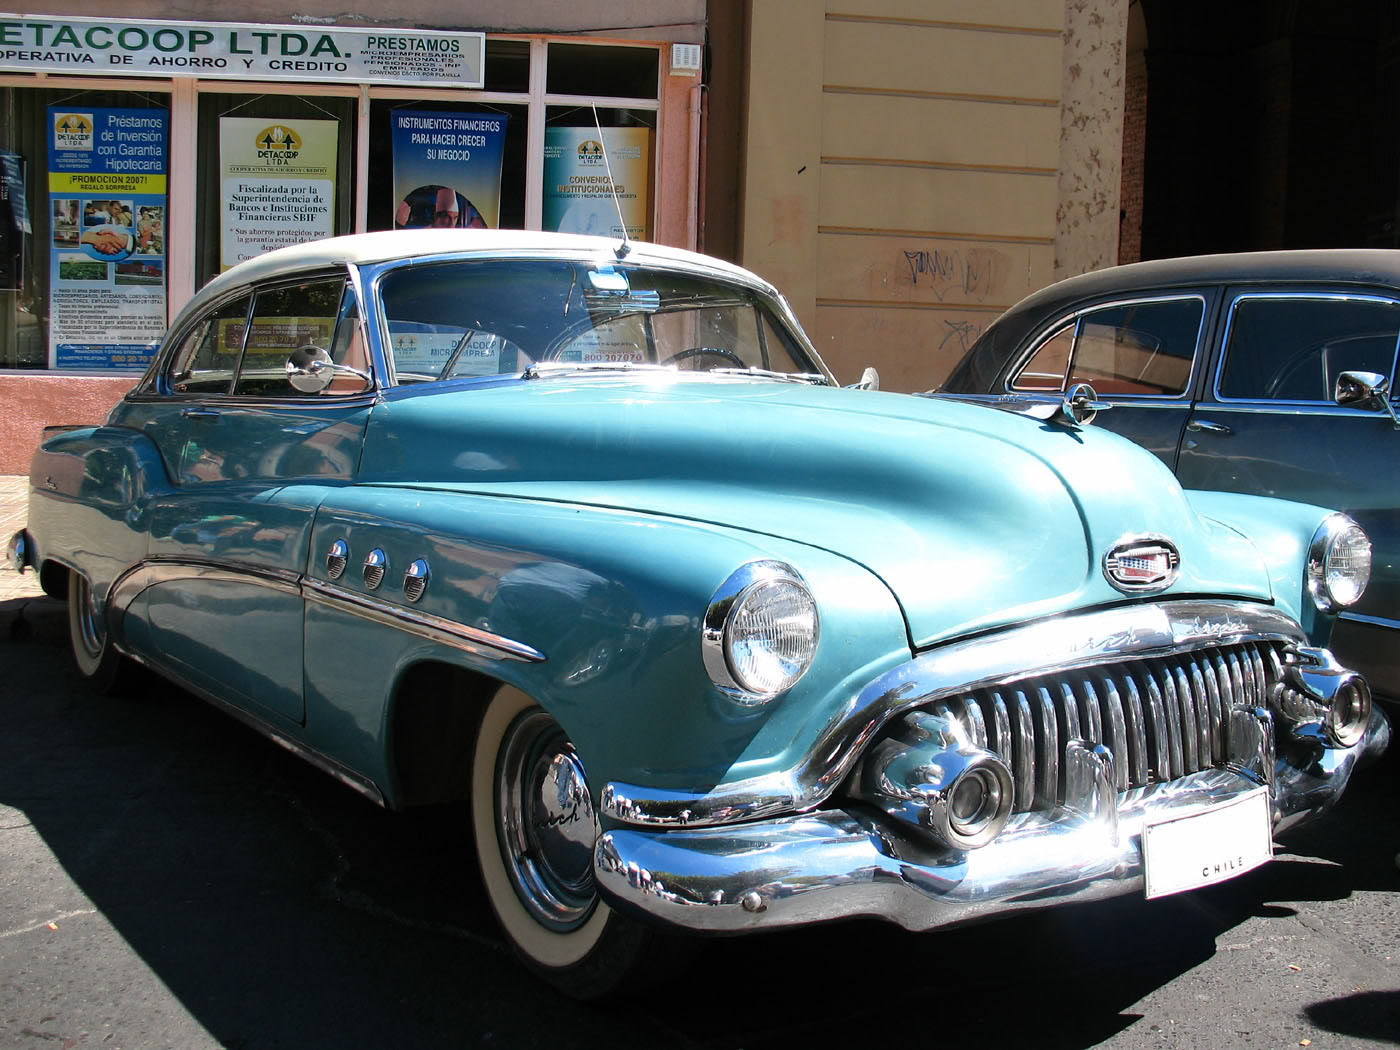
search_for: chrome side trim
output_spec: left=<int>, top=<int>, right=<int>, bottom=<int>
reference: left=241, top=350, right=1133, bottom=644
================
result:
left=1337, top=610, right=1400, bottom=630
left=104, top=558, right=545, bottom=665
left=302, top=578, right=546, bottom=663
left=603, top=601, right=1305, bottom=828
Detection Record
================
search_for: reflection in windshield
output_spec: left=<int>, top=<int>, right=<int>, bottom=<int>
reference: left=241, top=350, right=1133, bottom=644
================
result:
left=376, top=259, right=827, bottom=384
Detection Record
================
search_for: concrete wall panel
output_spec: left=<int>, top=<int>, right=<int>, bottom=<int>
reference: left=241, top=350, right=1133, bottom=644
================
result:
left=822, top=93, right=1061, bottom=170
left=824, top=20, right=1062, bottom=100
left=814, top=303, right=1001, bottom=390
left=827, top=1, right=1064, bottom=32
left=819, top=164, right=1058, bottom=238
left=0, top=377, right=130, bottom=476
left=816, top=233, right=1052, bottom=309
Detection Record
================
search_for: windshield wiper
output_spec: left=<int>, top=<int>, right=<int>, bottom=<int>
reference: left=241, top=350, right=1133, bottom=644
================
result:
left=706, top=367, right=831, bottom=385
left=522, top=361, right=676, bottom=380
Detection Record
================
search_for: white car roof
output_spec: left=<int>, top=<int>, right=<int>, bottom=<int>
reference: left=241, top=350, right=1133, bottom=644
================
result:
left=192, top=230, right=768, bottom=312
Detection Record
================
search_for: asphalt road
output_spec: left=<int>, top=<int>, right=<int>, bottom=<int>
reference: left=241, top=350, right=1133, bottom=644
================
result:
left=2, top=597, right=1397, bottom=1050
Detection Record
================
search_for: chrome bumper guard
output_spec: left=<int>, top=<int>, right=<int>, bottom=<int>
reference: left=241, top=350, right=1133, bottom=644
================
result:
left=596, top=706, right=1388, bottom=934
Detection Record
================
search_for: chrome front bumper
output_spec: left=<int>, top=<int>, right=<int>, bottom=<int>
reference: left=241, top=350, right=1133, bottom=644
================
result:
left=595, top=706, right=1389, bottom=934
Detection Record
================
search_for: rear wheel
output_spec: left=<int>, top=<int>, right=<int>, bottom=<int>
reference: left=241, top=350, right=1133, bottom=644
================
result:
left=470, top=685, right=659, bottom=998
left=67, top=572, right=131, bottom=693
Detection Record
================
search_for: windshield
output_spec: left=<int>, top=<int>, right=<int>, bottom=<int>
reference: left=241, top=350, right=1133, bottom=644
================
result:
left=375, top=258, right=827, bottom=383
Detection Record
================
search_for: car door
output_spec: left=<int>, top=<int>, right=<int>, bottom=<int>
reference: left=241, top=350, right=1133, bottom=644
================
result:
left=119, top=273, right=375, bottom=724
left=999, top=292, right=1214, bottom=467
left=1176, top=289, right=1400, bottom=697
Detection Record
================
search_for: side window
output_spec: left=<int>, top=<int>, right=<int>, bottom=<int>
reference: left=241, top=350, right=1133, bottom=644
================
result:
left=1010, top=298, right=1203, bottom=396
left=1218, top=296, right=1400, bottom=402
left=167, top=294, right=251, bottom=395
left=233, top=277, right=347, bottom=397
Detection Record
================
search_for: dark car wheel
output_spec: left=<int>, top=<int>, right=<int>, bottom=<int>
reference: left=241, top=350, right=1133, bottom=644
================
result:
left=470, top=685, right=662, bottom=999
left=67, top=571, right=132, bottom=693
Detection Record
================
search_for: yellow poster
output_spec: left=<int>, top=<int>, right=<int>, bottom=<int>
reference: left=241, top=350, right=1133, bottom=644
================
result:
left=542, top=126, right=651, bottom=240
left=219, top=117, right=338, bottom=270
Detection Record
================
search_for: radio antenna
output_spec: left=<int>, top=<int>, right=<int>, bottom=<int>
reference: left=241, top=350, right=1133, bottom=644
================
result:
left=591, top=103, right=631, bottom=259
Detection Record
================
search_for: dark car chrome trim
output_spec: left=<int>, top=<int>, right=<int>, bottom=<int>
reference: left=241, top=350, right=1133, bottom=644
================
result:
left=104, top=558, right=545, bottom=665
left=302, top=578, right=546, bottom=663
left=603, top=601, right=1305, bottom=828
left=1213, top=291, right=1400, bottom=405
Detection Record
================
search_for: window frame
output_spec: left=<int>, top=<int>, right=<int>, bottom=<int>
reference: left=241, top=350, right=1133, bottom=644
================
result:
left=1212, top=290, right=1400, bottom=407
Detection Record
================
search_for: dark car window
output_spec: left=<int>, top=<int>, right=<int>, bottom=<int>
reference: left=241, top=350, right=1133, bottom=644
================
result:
left=167, top=293, right=251, bottom=395
left=1218, top=295, right=1400, bottom=402
left=233, top=278, right=350, bottom=397
left=1010, top=297, right=1202, bottom=396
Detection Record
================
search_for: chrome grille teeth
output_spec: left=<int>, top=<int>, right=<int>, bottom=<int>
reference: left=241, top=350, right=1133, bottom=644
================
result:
left=937, top=642, right=1284, bottom=815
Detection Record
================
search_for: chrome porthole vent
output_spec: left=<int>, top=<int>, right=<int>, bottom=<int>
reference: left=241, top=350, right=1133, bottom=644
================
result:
left=363, top=548, right=388, bottom=590
left=325, top=538, right=348, bottom=580
left=403, top=559, right=430, bottom=603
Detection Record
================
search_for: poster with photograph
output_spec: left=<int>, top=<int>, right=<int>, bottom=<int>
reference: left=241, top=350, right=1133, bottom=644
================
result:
left=542, top=126, right=651, bottom=240
left=46, top=107, right=168, bottom=370
left=220, top=117, right=338, bottom=270
left=389, top=109, right=507, bottom=230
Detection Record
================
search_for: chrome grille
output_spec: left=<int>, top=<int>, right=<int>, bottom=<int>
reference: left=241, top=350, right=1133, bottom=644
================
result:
left=926, top=641, right=1284, bottom=813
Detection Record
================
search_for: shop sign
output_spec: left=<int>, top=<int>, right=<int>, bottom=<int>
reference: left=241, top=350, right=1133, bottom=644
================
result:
left=46, top=106, right=168, bottom=371
left=0, top=14, right=485, bottom=88
left=220, top=117, right=338, bottom=271
left=390, top=109, right=508, bottom=230
left=543, top=127, right=652, bottom=241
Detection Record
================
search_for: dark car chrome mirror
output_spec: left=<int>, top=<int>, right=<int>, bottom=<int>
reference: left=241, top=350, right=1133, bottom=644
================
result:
left=846, top=366, right=880, bottom=391
left=1335, top=370, right=1400, bottom=429
left=1056, top=382, right=1110, bottom=427
left=286, top=344, right=371, bottom=395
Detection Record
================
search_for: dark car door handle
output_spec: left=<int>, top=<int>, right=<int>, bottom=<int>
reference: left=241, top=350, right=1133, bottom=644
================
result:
left=1186, top=419, right=1232, bottom=435
left=180, top=407, right=220, bottom=421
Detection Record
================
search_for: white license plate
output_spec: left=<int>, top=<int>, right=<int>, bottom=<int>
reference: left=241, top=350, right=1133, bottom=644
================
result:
left=1143, top=788, right=1273, bottom=900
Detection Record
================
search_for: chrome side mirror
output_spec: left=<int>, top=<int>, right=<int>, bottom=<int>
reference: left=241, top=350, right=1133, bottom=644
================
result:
left=1335, top=370, right=1400, bottom=428
left=286, top=344, right=371, bottom=395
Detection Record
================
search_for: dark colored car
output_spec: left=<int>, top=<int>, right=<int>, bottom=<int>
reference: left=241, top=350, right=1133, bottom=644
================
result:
left=937, top=249, right=1400, bottom=702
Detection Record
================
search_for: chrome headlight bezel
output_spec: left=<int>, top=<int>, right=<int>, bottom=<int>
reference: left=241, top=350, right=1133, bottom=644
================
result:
left=702, top=560, right=820, bottom=704
left=1307, top=514, right=1371, bottom=612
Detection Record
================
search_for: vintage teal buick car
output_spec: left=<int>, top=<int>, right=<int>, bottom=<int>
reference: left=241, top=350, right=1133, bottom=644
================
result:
left=8, top=231, right=1391, bottom=997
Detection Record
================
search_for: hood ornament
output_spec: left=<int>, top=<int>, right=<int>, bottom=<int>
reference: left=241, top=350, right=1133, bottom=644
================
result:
left=1103, top=535, right=1180, bottom=593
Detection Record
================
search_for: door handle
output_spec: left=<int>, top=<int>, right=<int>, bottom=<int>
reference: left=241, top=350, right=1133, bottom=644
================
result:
left=1186, top=419, right=1232, bottom=435
left=180, top=407, right=220, bottom=421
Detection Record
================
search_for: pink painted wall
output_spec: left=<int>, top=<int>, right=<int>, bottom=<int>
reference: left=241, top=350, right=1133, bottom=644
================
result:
left=0, top=375, right=131, bottom=475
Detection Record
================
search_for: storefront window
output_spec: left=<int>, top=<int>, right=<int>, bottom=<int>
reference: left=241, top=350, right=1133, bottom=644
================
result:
left=195, top=92, right=357, bottom=289
left=0, top=86, right=171, bottom=371
left=0, top=25, right=682, bottom=378
left=367, top=99, right=527, bottom=232
left=543, top=106, right=657, bottom=240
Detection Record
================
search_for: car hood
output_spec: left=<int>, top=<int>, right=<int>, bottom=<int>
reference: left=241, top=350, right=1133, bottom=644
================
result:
left=359, top=377, right=1274, bottom=648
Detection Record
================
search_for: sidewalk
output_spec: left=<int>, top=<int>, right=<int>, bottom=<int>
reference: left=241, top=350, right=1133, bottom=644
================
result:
left=0, top=475, right=61, bottom=638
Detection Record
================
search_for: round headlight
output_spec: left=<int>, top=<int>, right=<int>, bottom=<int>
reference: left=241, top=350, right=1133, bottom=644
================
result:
left=703, top=561, right=819, bottom=702
left=1308, top=515, right=1371, bottom=611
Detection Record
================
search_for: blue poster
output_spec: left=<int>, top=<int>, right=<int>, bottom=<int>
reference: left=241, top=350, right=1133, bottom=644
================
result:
left=390, top=110, right=507, bottom=230
left=47, top=106, right=168, bottom=370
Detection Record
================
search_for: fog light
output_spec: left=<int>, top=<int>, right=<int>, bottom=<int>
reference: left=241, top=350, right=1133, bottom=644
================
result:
left=1324, top=675, right=1371, bottom=749
left=946, top=764, right=1010, bottom=847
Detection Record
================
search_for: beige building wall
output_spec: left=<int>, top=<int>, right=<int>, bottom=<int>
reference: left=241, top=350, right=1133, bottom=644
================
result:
left=739, top=1, right=1126, bottom=390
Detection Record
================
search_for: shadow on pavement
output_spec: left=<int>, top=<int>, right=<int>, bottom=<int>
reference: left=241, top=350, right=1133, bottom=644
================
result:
left=1, top=598, right=1395, bottom=1049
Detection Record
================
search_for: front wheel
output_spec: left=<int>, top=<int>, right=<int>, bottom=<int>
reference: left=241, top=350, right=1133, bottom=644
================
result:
left=470, top=685, right=660, bottom=998
left=67, top=571, right=131, bottom=693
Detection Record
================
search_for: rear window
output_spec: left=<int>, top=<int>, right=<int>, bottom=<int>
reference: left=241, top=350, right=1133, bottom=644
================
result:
left=1010, top=297, right=1203, bottom=396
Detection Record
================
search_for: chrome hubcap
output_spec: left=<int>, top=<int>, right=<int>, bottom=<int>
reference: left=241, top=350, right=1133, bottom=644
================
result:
left=495, top=709, right=599, bottom=931
left=75, top=576, right=104, bottom=657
